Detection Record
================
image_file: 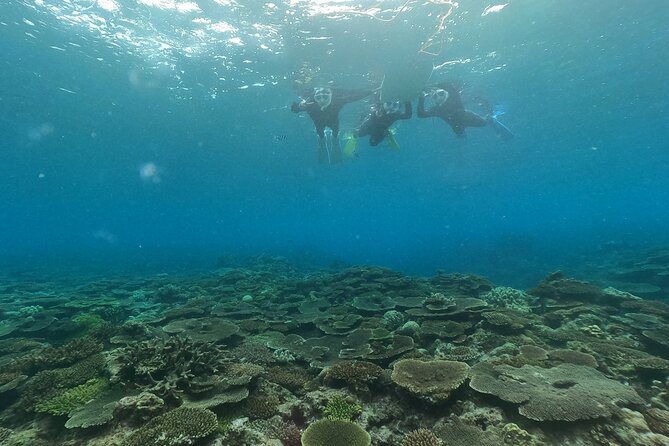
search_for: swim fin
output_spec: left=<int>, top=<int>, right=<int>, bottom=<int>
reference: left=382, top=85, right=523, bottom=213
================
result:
left=318, top=137, right=329, bottom=164
left=343, top=134, right=358, bottom=157
left=324, top=128, right=342, bottom=163
left=486, top=105, right=513, bottom=140
left=488, top=115, right=514, bottom=140
left=386, top=129, right=400, bottom=150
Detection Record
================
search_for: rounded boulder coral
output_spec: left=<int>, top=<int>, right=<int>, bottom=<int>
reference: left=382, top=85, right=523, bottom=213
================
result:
left=301, top=419, right=371, bottom=446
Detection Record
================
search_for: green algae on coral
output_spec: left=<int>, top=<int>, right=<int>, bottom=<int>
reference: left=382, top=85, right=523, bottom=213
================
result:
left=19, top=352, right=107, bottom=412
left=35, top=378, right=108, bottom=416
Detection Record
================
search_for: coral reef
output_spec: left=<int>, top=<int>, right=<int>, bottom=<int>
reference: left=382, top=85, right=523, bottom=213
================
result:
left=122, top=406, right=218, bottom=446
left=323, top=393, right=362, bottom=421
left=529, top=272, right=606, bottom=303
left=0, top=427, right=12, bottom=443
left=324, top=360, right=384, bottom=393
left=1, top=257, right=669, bottom=445
left=114, top=392, right=166, bottom=423
left=35, top=378, right=108, bottom=416
left=469, top=362, right=644, bottom=421
left=18, top=352, right=106, bottom=412
left=383, top=310, right=406, bottom=330
left=112, top=336, right=229, bottom=402
left=301, top=419, right=371, bottom=446
left=277, top=422, right=302, bottom=446
left=241, top=392, right=280, bottom=419
left=645, top=408, right=669, bottom=436
left=154, top=284, right=188, bottom=303
left=267, top=365, right=312, bottom=391
left=402, top=428, right=442, bottom=446
left=8, top=336, right=103, bottom=375
left=481, top=286, right=536, bottom=313
left=65, top=389, right=123, bottom=429
left=391, top=359, right=470, bottom=402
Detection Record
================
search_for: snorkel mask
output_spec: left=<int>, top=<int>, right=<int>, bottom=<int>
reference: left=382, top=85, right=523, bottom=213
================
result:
left=430, top=88, right=449, bottom=106
left=313, top=87, right=332, bottom=110
left=382, top=101, right=401, bottom=115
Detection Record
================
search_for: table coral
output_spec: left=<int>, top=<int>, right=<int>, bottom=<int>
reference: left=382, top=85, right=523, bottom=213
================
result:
left=391, top=359, right=469, bottom=402
left=469, top=362, right=644, bottom=421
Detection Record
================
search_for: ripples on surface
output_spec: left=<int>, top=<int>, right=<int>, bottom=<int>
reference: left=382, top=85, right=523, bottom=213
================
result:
left=10, top=1, right=488, bottom=95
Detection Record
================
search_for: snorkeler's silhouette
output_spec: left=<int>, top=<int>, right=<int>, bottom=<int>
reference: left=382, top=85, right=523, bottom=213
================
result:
left=418, top=82, right=513, bottom=140
left=291, top=86, right=371, bottom=164
left=417, top=82, right=488, bottom=136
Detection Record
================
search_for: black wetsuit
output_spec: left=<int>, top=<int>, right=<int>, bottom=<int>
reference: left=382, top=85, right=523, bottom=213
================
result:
left=417, top=83, right=487, bottom=136
left=291, top=88, right=370, bottom=163
left=291, top=88, right=370, bottom=139
left=356, top=102, right=412, bottom=146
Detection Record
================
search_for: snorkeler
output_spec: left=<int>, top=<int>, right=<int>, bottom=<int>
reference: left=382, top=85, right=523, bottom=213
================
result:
left=417, top=82, right=513, bottom=140
left=291, top=86, right=371, bottom=164
left=343, top=101, right=412, bottom=156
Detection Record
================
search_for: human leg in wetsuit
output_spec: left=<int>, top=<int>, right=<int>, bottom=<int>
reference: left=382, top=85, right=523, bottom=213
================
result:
left=316, top=124, right=342, bottom=164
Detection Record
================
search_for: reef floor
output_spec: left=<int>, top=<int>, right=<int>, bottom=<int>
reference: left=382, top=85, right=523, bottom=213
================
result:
left=1, top=253, right=669, bottom=446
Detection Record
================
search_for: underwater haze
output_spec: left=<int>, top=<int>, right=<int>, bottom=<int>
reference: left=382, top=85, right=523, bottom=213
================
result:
left=4, top=2, right=669, bottom=446
left=1, top=0, right=668, bottom=284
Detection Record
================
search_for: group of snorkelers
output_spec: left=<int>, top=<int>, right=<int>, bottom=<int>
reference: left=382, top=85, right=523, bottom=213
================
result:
left=291, top=82, right=513, bottom=164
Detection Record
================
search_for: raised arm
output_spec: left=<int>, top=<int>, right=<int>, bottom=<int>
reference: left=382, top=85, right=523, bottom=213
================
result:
left=337, top=88, right=372, bottom=106
left=290, top=99, right=309, bottom=114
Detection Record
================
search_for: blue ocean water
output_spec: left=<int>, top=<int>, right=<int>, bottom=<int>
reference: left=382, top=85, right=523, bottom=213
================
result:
left=1, top=0, right=668, bottom=286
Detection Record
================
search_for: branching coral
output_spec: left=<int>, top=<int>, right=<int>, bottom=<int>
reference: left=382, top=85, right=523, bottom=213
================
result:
left=242, top=393, right=280, bottom=419
left=402, top=428, right=442, bottom=446
left=19, top=353, right=106, bottom=412
left=324, top=360, right=383, bottom=392
left=113, top=336, right=229, bottom=402
left=323, top=393, right=362, bottom=421
left=122, top=406, right=218, bottom=446
left=35, top=378, right=108, bottom=416
left=8, top=337, right=103, bottom=375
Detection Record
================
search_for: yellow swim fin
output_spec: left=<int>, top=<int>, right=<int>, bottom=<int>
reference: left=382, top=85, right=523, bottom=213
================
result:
left=386, top=128, right=400, bottom=150
left=343, top=134, right=358, bottom=157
